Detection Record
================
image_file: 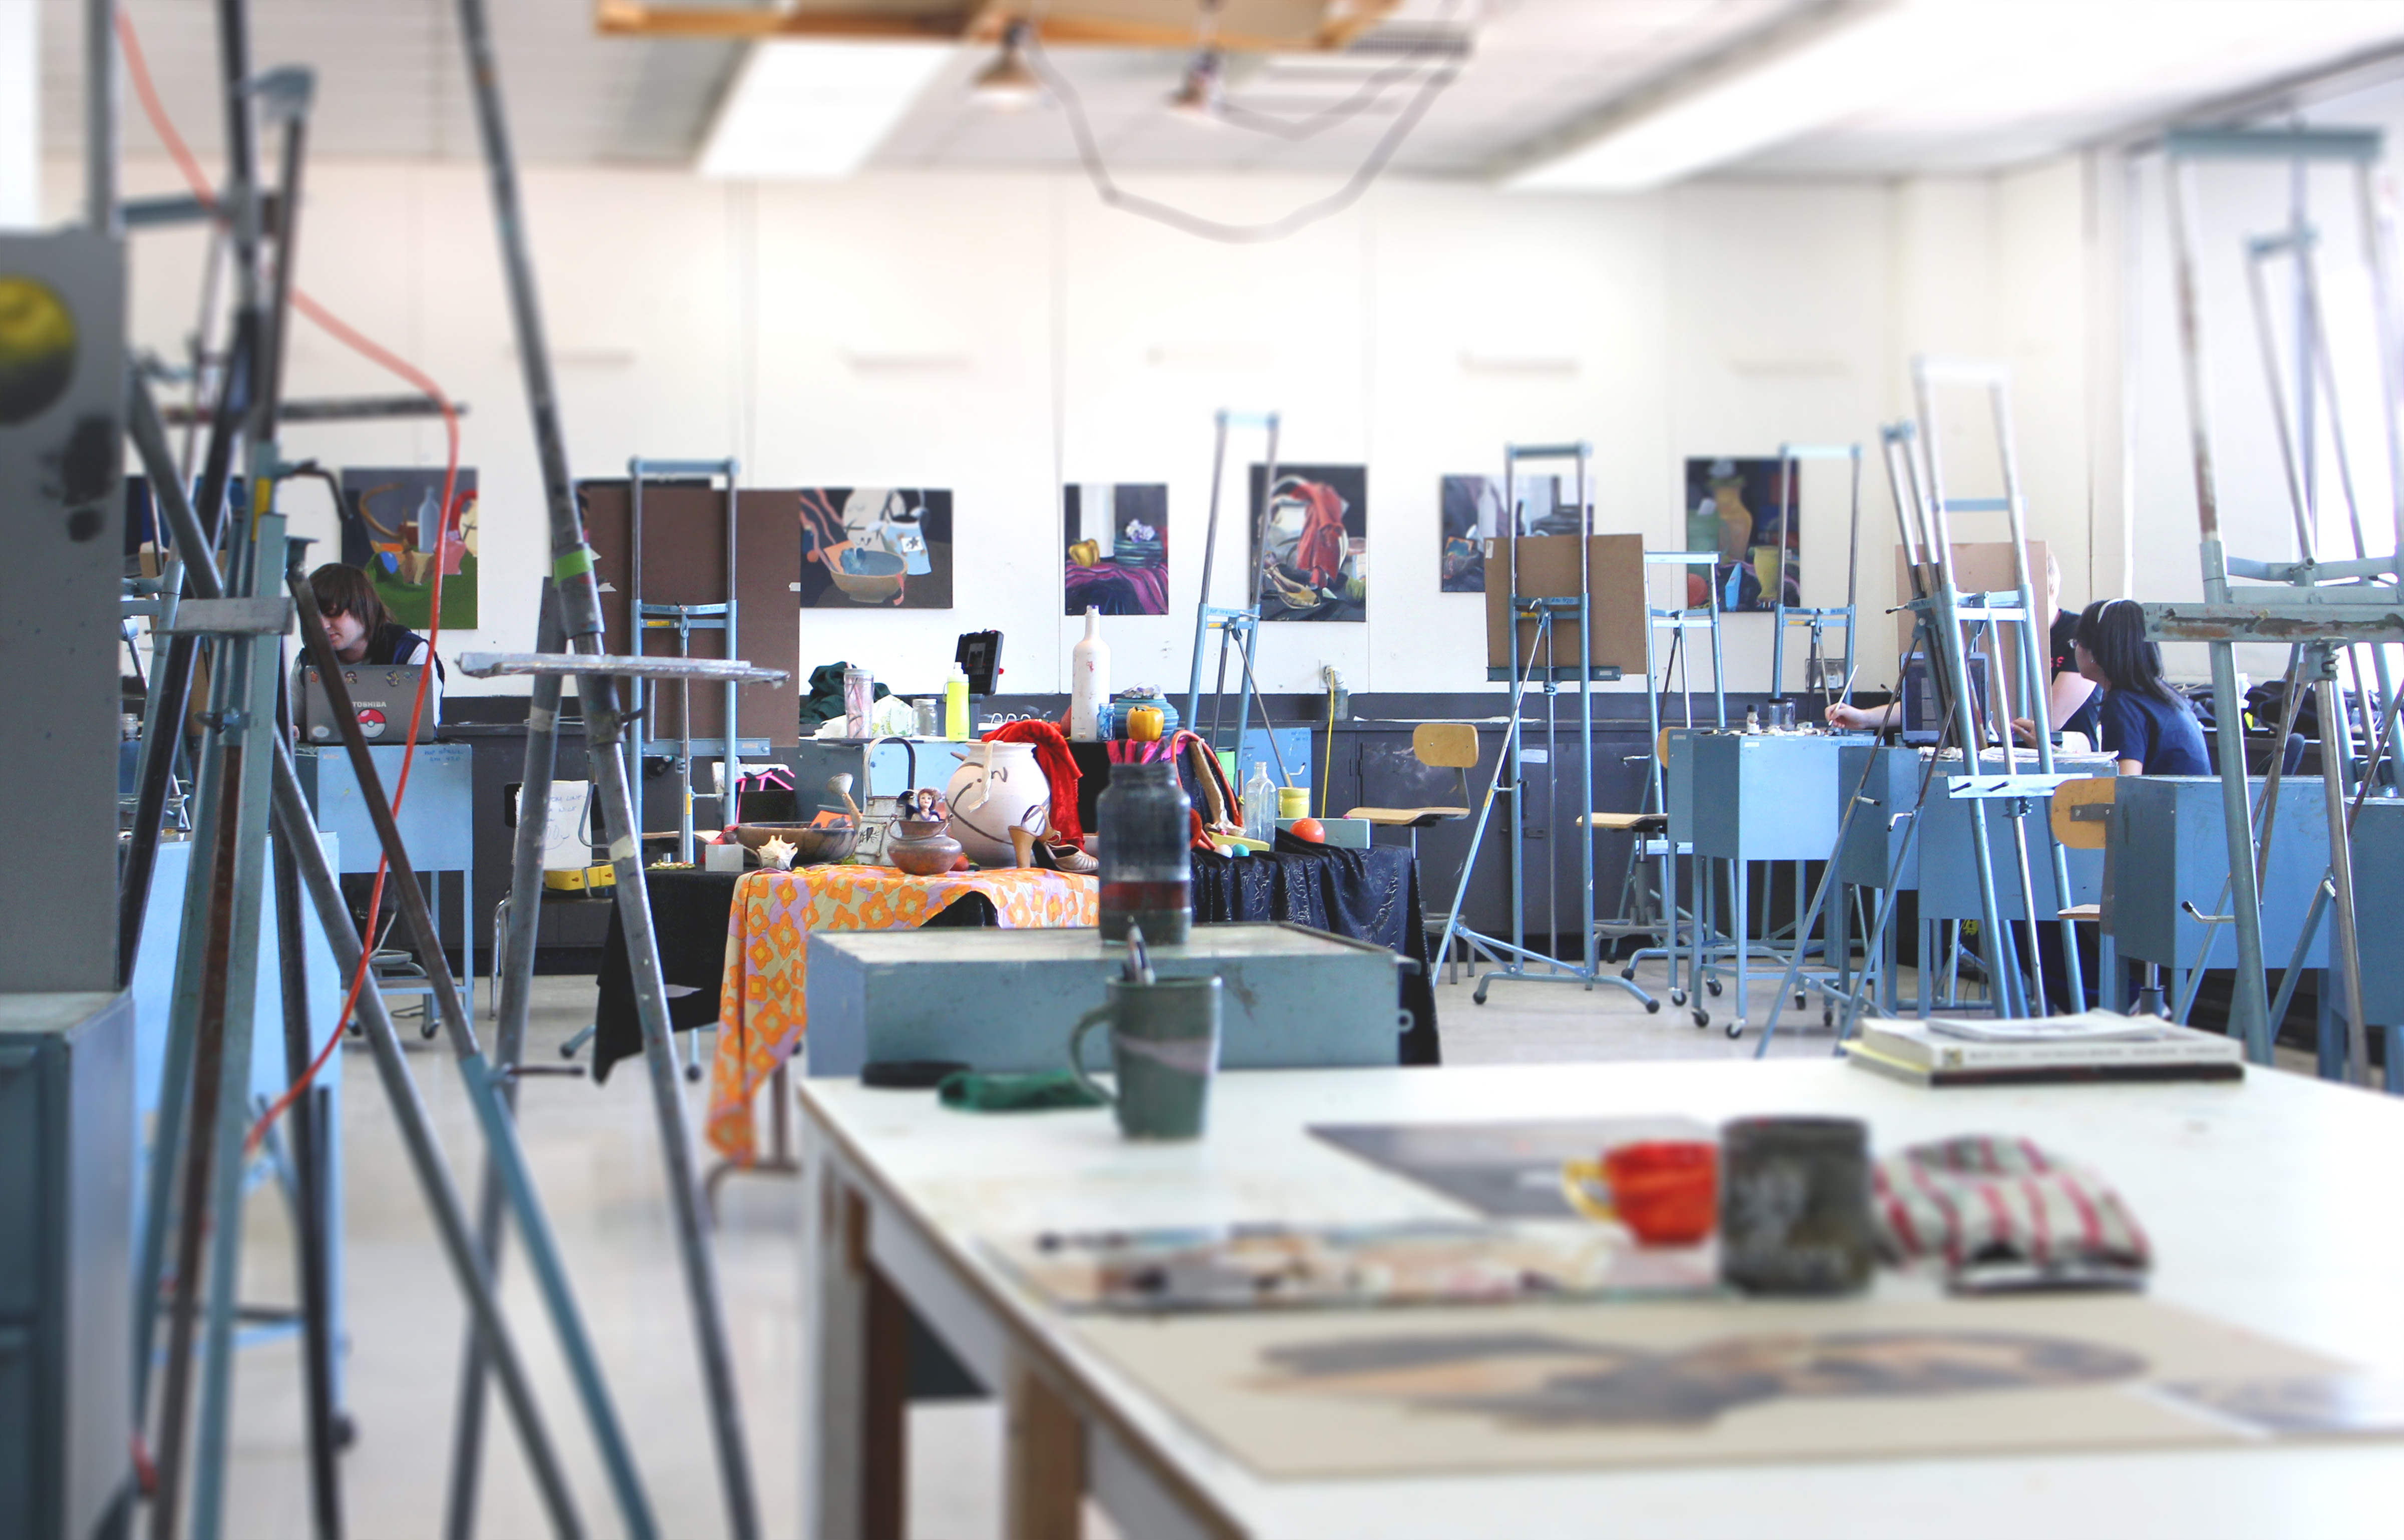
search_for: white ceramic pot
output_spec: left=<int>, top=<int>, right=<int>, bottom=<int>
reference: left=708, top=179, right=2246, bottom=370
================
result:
left=944, top=741, right=1051, bottom=864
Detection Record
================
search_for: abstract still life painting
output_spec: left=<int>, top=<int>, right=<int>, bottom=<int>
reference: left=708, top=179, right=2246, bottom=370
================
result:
left=339, top=466, right=479, bottom=630
left=798, top=487, right=954, bottom=608
left=1063, top=483, right=1169, bottom=615
left=1249, top=463, right=1366, bottom=622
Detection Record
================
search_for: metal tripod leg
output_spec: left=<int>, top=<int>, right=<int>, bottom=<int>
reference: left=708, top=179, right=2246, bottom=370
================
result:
left=445, top=582, right=578, bottom=1540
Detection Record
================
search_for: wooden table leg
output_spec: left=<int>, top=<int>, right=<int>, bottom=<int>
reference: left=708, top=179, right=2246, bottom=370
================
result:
left=1005, top=1357, right=1086, bottom=1540
left=802, top=1163, right=908, bottom=1540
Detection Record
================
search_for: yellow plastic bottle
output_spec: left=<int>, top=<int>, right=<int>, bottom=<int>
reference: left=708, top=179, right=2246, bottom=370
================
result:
left=945, top=663, right=970, bottom=741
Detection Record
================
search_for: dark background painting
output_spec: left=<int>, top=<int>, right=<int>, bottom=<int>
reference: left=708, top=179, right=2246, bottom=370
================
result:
left=1063, top=482, right=1169, bottom=615
left=1682, top=456, right=1798, bottom=612
left=796, top=486, right=954, bottom=609
left=1248, top=462, right=1367, bottom=623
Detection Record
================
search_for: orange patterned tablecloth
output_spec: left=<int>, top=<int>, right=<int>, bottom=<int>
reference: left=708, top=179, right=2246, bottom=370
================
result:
left=708, top=864, right=1098, bottom=1159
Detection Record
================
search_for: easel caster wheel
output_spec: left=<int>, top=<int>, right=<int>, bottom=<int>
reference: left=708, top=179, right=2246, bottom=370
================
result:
left=1706, top=979, right=1722, bottom=997
left=684, top=1062, right=703, bottom=1083
left=1473, top=985, right=1490, bottom=1005
left=1823, top=1007, right=1835, bottom=1027
left=1691, top=1009, right=1709, bottom=1029
left=1620, top=967, right=1636, bottom=981
left=1794, top=992, right=1807, bottom=1009
left=1644, top=998, right=1660, bottom=1015
left=1725, top=1020, right=1745, bottom=1040
left=1670, top=989, right=1688, bottom=1006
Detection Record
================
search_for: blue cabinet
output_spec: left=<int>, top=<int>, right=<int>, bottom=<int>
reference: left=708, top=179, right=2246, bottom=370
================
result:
left=0, top=993, right=131, bottom=1540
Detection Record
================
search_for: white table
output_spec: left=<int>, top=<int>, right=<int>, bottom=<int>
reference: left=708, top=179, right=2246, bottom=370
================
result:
left=798, top=1060, right=2404, bottom=1539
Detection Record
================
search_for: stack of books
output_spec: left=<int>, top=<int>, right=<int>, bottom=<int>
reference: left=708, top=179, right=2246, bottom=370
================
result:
left=1843, top=1010, right=2245, bottom=1087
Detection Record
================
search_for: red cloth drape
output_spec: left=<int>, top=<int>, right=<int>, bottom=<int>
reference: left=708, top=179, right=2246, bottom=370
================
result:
left=981, top=719, right=1085, bottom=845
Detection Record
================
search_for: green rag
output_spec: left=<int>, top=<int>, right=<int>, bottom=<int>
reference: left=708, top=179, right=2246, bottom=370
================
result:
left=937, top=1071, right=1104, bottom=1113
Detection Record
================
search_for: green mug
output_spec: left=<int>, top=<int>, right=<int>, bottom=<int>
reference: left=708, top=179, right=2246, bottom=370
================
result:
left=1067, top=976, right=1222, bottom=1141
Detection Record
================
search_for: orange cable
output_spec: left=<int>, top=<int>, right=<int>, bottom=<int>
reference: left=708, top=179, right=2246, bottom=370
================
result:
left=115, top=10, right=465, bottom=1151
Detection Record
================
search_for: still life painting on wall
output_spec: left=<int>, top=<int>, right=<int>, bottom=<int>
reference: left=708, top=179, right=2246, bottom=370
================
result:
left=1063, top=483, right=1169, bottom=615
left=1249, top=463, right=1367, bottom=622
left=338, top=466, right=479, bottom=629
left=1683, top=457, right=1798, bottom=612
left=1439, top=473, right=1570, bottom=593
left=797, top=487, right=954, bottom=608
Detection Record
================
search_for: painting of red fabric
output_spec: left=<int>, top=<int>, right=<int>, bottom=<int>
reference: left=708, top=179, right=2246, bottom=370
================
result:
left=1248, top=463, right=1367, bottom=622
left=1063, top=482, right=1168, bottom=615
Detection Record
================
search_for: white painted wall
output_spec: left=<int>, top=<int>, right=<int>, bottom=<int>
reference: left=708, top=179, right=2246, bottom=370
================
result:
left=50, top=156, right=2112, bottom=704
left=0, top=0, right=35, bottom=228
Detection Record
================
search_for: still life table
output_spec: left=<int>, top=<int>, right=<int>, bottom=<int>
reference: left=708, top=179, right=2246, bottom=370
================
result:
left=706, top=864, right=1096, bottom=1161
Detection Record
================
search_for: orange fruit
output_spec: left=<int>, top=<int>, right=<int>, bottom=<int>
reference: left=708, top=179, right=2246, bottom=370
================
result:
left=1288, top=817, right=1326, bottom=843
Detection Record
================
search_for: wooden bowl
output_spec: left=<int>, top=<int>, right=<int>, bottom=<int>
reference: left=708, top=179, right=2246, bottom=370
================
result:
left=728, top=822, right=858, bottom=865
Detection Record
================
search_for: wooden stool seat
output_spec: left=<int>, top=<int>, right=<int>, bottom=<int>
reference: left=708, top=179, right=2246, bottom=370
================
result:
left=2058, top=903, right=2102, bottom=921
left=1346, top=805, right=1469, bottom=827
left=1580, top=811, right=1668, bottom=833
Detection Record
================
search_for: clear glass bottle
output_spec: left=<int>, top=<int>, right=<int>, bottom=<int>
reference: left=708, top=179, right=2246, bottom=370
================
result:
left=1243, top=762, right=1277, bottom=843
left=1097, top=761, right=1191, bottom=944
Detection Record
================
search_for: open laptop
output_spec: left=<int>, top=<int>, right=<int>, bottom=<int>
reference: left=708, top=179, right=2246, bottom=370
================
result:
left=299, top=663, right=435, bottom=744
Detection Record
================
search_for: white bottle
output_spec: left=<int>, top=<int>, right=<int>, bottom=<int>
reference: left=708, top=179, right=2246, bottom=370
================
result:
left=1069, top=607, right=1110, bottom=741
left=1244, top=762, right=1277, bottom=843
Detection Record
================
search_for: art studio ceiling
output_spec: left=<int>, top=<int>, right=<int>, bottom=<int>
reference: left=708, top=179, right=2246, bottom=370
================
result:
left=39, top=0, right=2404, bottom=185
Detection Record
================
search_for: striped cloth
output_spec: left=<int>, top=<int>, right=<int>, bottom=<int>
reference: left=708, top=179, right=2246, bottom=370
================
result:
left=1872, top=1136, right=2151, bottom=1286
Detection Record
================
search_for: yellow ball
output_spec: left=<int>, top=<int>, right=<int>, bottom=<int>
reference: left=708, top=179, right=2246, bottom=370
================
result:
left=0, top=275, right=78, bottom=426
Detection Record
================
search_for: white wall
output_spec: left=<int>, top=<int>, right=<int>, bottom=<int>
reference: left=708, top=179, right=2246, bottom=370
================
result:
left=49, top=155, right=2111, bottom=704
left=0, top=0, right=34, bottom=228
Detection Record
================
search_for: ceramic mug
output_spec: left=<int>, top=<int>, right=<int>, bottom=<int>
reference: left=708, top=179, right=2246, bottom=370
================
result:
left=1560, top=1141, right=1718, bottom=1246
left=1067, top=976, right=1221, bottom=1141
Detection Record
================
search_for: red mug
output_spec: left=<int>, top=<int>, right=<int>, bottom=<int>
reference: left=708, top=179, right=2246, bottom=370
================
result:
left=1561, top=1140, right=1719, bottom=1246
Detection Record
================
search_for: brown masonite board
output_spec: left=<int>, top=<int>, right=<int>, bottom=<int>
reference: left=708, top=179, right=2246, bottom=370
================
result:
left=576, top=480, right=801, bottom=745
left=1893, top=539, right=2049, bottom=724
left=1483, top=533, right=1647, bottom=675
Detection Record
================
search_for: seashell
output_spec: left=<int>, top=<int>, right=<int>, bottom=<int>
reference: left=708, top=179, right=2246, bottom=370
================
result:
left=758, top=835, right=798, bottom=870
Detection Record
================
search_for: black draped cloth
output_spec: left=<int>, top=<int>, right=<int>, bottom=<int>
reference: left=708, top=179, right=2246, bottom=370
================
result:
left=1190, top=834, right=1441, bottom=1065
left=589, top=869, right=995, bottom=1083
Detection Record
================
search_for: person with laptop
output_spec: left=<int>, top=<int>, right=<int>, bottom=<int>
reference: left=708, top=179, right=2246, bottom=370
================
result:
left=1824, top=551, right=2095, bottom=746
left=305, top=562, right=444, bottom=729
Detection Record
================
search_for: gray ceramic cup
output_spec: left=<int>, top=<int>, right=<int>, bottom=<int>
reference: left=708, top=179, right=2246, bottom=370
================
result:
left=1067, top=976, right=1222, bottom=1141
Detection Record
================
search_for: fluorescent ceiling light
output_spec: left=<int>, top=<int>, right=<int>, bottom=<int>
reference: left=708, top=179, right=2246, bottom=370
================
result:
left=700, top=42, right=952, bottom=180
left=1511, top=1, right=1948, bottom=192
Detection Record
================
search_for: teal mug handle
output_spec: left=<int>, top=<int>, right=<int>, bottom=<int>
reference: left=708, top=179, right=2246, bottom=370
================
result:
left=1067, top=1005, right=1116, bottom=1108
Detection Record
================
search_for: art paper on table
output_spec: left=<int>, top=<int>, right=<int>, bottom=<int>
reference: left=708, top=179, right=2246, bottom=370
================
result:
left=986, top=1219, right=1716, bottom=1314
left=797, top=487, right=954, bottom=609
left=1311, top=1117, right=1713, bottom=1219
left=338, top=466, right=480, bottom=629
left=1248, top=463, right=1366, bottom=622
left=1063, top=483, right=1168, bottom=615
left=1069, top=1294, right=2368, bottom=1479
left=1683, top=456, right=1797, bottom=613
left=1438, top=474, right=1571, bottom=593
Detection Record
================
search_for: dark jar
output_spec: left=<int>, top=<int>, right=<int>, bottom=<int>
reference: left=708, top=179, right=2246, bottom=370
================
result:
left=1096, top=760, right=1191, bottom=945
left=1717, top=1116, right=1874, bottom=1295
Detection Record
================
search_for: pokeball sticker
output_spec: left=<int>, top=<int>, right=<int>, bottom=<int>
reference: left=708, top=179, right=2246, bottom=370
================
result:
left=357, top=707, right=387, bottom=739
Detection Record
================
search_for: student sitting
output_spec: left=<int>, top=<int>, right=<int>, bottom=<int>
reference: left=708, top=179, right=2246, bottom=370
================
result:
left=2071, top=598, right=2209, bottom=777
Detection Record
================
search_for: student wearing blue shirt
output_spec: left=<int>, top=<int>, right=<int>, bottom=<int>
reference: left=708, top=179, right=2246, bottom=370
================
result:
left=2072, top=598, right=2210, bottom=776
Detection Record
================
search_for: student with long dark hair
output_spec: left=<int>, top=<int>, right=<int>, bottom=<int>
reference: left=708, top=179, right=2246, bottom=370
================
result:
left=2073, top=598, right=2208, bottom=776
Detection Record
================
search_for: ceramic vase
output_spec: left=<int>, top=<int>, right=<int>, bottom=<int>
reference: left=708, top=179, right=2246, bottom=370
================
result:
left=886, top=818, right=963, bottom=877
left=944, top=740, right=1050, bottom=864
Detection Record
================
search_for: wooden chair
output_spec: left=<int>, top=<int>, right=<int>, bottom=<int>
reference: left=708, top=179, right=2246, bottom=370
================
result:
left=2048, top=776, right=2137, bottom=1012
left=1346, top=723, right=1479, bottom=977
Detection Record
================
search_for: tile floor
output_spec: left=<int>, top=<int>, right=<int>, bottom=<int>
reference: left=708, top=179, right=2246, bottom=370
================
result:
left=204, top=959, right=2087, bottom=1536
